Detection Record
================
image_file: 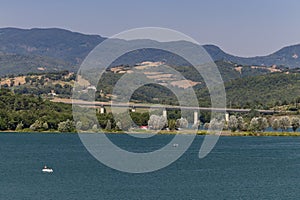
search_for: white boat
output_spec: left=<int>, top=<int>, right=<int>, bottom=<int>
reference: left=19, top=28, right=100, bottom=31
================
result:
left=173, top=143, right=179, bottom=147
left=42, top=166, right=53, bottom=173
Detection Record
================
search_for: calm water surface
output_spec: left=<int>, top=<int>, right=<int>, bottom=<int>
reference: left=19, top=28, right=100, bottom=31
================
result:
left=1, top=133, right=300, bottom=200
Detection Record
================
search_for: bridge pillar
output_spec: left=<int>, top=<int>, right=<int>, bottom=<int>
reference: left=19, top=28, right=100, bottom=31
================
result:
left=131, top=106, right=136, bottom=112
left=193, top=111, right=198, bottom=125
left=100, top=106, right=105, bottom=114
left=225, top=112, right=229, bottom=122
left=163, top=109, right=167, bottom=118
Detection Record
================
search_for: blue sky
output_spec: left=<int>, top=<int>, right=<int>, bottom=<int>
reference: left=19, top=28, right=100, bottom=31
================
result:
left=0, top=0, right=299, bottom=56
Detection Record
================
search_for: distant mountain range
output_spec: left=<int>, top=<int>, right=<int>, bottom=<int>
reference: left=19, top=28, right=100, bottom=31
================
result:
left=0, top=28, right=104, bottom=64
left=204, top=44, right=300, bottom=68
left=0, top=27, right=300, bottom=75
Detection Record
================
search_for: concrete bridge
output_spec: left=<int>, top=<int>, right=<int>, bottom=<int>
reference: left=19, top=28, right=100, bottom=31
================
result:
left=67, top=99, right=276, bottom=113
left=64, top=99, right=278, bottom=125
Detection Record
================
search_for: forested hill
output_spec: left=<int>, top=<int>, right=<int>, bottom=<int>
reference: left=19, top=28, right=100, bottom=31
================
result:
left=225, top=72, right=300, bottom=109
left=204, top=44, right=300, bottom=68
left=0, top=28, right=105, bottom=65
left=196, top=72, right=300, bottom=109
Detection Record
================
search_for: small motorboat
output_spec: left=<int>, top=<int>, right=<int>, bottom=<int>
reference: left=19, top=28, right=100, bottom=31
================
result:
left=42, top=166, right=53, bottom=173
left=172, top=143, right=179, bottom=147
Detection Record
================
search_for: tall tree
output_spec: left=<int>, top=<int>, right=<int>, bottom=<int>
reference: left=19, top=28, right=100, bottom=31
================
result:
left=272, top=119, right=279, bottom=131
left=237, top=116, right=244, bottom=131
left=228, top=115, right=238, bottom=132
left=258, top=117, right=269, bottom=132
left=249, top=117, right=259, bottom=132
left=176, top=118, right=188, bottom=129
left=148, top=115, right=167, bottom=130
left=291, top=117, right=300, bottom=132
left=279, top=116, right=290, bottom=132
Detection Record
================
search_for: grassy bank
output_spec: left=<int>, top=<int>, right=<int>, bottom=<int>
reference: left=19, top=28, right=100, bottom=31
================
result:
left=2, top=129, right=300, bottom=136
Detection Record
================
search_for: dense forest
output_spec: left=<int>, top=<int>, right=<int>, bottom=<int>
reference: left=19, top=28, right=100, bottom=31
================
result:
left=0, top=88, right=73, bottom=131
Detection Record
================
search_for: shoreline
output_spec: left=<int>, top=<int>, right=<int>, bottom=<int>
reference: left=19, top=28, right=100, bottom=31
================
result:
left=1, top=130, right=300, bottom=136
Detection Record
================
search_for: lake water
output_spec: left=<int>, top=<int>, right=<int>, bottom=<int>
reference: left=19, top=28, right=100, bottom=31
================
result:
left=1, top=133, right=300, bottom=199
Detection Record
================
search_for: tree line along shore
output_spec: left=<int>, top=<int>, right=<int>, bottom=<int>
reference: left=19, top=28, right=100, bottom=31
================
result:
left=1, top=87, right=300, bottom=136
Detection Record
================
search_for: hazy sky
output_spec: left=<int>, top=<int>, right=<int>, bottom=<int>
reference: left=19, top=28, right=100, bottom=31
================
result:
left=0, top=0, right=299, bottom=57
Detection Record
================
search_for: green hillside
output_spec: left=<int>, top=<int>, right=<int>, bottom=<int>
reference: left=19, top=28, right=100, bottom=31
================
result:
left=0, top=28, right=104, bottom=65
left=0, top=54, right=72, bottom=76
left=197, top=71, right=300, bottom=109
left=224, top=72, right=300, bottom=109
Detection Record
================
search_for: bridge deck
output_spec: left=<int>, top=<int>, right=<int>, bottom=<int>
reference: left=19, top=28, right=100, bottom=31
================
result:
left=60, top=99, right=277, bottom=114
